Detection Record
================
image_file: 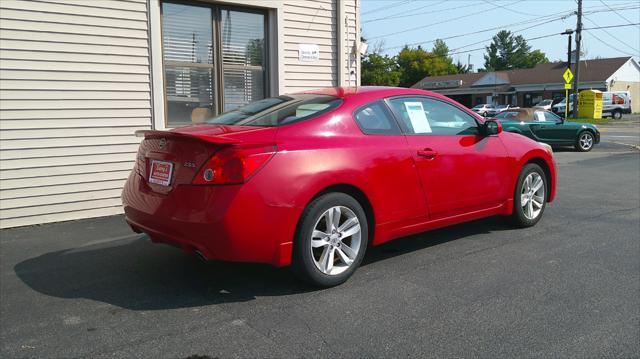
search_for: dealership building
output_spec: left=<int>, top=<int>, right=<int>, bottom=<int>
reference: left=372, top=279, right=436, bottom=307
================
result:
left=412, top=56, right=640, bottom=112
left=0, top=0, right=361, bottom=228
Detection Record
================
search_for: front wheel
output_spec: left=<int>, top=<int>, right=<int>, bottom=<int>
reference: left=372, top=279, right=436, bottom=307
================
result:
left=612, top=110, right=623, bottom=120
left=292, top=193, right=368, bottom=287
left=575, top=131, right=594, bottom=152
left=510, top=164, right=547, bottom=228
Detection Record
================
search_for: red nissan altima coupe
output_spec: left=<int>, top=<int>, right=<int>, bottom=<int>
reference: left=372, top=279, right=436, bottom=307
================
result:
left=122, top=87, right=556, bottom=287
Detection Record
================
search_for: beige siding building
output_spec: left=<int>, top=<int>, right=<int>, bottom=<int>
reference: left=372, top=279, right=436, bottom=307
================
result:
left=0, top=0, right=361, bottom=228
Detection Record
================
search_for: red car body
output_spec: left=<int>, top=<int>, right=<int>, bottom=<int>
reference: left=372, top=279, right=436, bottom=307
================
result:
left=122, top=87, right=556, bottom=267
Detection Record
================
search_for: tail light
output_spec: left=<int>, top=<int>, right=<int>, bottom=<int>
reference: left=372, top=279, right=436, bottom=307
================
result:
left=192, top=144, right=276, bottom=185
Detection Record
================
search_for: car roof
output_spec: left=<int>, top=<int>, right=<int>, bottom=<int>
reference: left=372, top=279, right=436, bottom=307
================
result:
left=500, top=108, right=552, bottom=120
left=296, top=86, right=451, bottom=102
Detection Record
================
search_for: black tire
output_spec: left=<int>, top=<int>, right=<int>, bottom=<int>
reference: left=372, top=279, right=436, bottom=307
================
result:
left=612, top=110, right=623, bottom=120
left=509, top=163, right=547, bottom=228
left=575, top=131, right=594, bottom=152
left=292, top=192, right=368, bottom=287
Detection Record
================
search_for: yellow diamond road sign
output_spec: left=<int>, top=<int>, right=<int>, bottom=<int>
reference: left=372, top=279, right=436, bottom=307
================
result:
left=563, top=68, right=574, bottom=84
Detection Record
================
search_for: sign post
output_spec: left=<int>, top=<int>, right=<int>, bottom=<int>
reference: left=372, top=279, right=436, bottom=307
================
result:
left=563, top=68, right=574, bottom=119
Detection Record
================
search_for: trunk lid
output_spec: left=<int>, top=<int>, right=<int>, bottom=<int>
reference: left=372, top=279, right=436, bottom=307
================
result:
left=135, top=125, right=277, bottom=193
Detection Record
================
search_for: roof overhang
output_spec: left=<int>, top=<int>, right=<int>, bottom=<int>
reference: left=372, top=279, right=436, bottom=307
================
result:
left=512, top=81, right=606, bottom=92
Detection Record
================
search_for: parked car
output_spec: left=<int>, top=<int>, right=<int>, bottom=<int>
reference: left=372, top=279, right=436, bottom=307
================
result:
left=552, top=94, right=576, bottom=116
left=486, top=104, right=518, bottom=117
left=602, top=91, right=631, bottom=119
left=493, top=108, right=600, bottom=151
left=534, top=99, right=553, bottom=111
left=471, top=103, right=495, bottom=116
left=123, top=87, right=556, bottom=287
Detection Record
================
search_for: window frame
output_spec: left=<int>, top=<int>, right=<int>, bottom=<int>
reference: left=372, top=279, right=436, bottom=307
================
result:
left=160, top=0, right=269, bottom=127
left=351, top=100, right=403, bottom=135
left=384, top=95, right=482, bottom=136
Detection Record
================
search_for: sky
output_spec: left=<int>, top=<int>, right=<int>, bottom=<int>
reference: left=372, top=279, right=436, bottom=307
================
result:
left=360, top=0, right=640, bottom=71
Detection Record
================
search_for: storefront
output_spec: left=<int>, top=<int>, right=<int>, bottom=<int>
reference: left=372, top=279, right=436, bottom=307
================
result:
left=413, top=57, right=639, bottom=111
left=0, top=0, right=361, bottom=228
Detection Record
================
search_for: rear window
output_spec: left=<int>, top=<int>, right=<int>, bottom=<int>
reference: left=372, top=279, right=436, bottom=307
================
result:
left=205, top=94, right=342, bottom=127
left=495, top=111, right=521, bottom=121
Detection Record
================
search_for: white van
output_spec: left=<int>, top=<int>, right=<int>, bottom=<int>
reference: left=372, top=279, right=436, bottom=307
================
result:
left=602, top=91, right=631, bottom=119
left=552, top=91, right=632, bottom=119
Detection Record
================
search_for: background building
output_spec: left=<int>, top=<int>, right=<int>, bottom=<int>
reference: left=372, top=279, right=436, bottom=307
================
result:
left=412, top=57, right=640, bottom=111
left=0, top=0, right=361, bottom=228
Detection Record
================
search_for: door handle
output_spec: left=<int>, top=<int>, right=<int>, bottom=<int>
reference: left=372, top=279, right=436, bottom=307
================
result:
left=417, top=148, right=437, bottom=159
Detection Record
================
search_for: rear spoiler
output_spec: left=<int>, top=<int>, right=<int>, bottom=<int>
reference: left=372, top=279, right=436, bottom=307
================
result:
left=135, top=130, right=240, bottom=145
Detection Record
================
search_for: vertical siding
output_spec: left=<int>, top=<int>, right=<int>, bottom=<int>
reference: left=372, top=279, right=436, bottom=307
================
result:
left=282, top=0, right=337, bottom=93
left=281, top=0, right=359, bottom=93
left=0, top=0, right=151, bottom=228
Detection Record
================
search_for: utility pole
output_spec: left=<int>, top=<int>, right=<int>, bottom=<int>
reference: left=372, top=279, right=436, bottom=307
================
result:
left=572, top=0, right=582, bottom=118
left=562, top=29, right=573, bottom=119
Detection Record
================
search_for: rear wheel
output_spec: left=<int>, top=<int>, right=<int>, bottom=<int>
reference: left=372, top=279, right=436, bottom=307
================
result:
left=575, top=131, right=594, bottom=152
left=292, top=193, right=368, bottom=287
left=510, top=164, right=547, bottom=228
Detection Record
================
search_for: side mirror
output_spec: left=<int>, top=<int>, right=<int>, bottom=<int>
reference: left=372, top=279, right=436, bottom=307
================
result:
left=483, top=120, right=502, bottom=135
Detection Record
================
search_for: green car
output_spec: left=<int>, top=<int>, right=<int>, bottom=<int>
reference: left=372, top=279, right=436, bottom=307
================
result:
left=493, top=108, right=600, bottom=152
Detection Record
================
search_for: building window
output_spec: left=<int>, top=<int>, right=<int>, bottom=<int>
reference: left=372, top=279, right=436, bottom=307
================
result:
left=161, top=2, right=266, bottom=127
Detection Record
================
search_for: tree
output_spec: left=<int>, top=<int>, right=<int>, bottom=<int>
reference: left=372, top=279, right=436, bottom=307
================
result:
left=483, top=30, right=549, bottom=71
left=455, top=60, right=470, bottom=74
left=361, top=53, right=401, bottom=86
left=396, top=42, right=458, bottom=87
left=432, top=39, right=450, bottom=60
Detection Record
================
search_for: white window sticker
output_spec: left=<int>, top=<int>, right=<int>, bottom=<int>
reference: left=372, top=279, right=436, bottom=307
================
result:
left=404, top=102, right=432, bottom=133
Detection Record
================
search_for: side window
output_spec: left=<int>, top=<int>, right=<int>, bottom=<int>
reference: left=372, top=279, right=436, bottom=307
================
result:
left=353, top=101, right=401, bottom=135
left=543, top=111, right=562, bottom=123
left=534, top=111, right=546, bottom=122
left=388, top=97, right=479, bottom=136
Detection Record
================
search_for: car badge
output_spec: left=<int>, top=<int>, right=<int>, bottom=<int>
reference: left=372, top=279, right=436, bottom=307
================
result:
left=159, top=138, right=167, bottom=149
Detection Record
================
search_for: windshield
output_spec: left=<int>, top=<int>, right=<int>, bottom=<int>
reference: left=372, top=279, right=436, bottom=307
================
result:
left=472, top=105, right=484, bottom=109
left=205, top=95, right=342, bottom=127
left=495, top=111, right=520, bottom=120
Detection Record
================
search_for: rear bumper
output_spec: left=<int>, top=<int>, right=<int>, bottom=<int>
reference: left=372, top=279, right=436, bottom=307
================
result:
left=122, top=171, right=297, bottom=267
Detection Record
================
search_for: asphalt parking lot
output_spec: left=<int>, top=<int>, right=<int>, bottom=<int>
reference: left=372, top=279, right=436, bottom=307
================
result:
left=1, top=130, right=639, bottom=358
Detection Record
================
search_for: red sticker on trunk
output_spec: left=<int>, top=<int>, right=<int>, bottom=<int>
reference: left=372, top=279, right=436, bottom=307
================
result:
left=149, top=160, right=173, bottom=186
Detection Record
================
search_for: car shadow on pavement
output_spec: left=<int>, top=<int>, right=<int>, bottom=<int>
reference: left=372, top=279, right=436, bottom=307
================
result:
left=14, top=217, right=512, bottom=310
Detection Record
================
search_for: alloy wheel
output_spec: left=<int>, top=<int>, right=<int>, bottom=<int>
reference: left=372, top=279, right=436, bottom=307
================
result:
left=579, top=132, right=593, bottom=151
left=310, top=206, right=362, bottom=276
left=521, top=172, right=545, bottom=220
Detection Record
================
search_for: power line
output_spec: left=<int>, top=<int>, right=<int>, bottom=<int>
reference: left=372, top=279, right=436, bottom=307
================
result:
left=361, top=0, right=414, bottom=16
left=367, top=0, right=526, bottom=40
left=377, top=5, right=639, bottom=51
left=364, top=1, right=483, bottom=24
left=583, top=23, right=640, bottom=31
left=482, top=0, right=539, bottom=17
left=450, top=18, right=570, bottom=53
left=385, top=32, right=566, bottom=65
left=382, top=11, right=575, bottom=51
left=583, top=16, right=639, bottom=53
left=598, top=0, right=635, bottom=25
left=364, top=1, right=635, bottom=25
left=584, top=30, right=638, bottom=57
